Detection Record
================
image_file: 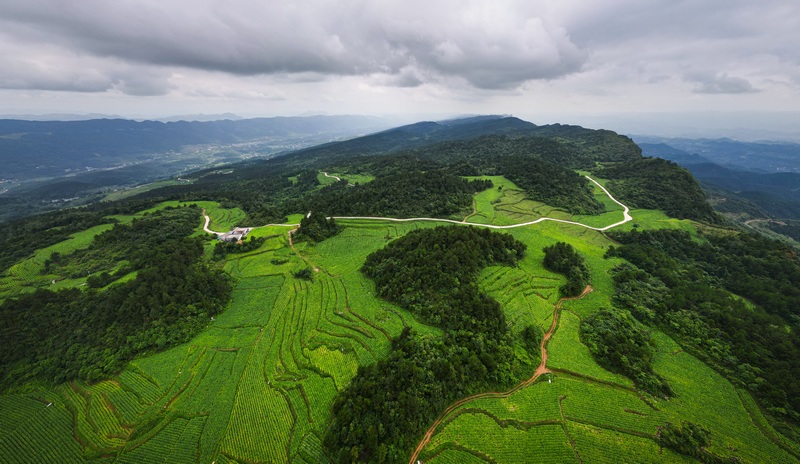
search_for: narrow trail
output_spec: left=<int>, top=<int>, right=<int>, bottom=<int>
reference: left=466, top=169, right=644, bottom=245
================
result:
left=462, top=195, right=479, bottom=223
left=744, top=218, right=787, bottom=226
left=408, top=285, right=594, bottom=464
left=323, top=171, right=355, bottom=186
left=287, top=227, right=320, bottom=273
left=201, top=209, right=221, bottom=236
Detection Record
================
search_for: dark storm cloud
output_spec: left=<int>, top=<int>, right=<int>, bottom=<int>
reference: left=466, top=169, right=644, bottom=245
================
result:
left=0, top=0, right=588, bottom=91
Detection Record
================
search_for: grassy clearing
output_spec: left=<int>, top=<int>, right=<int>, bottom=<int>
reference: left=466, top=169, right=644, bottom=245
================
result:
left=318, top=171, right=376, bottom=187
left=0, top=223, right=116, bottom=299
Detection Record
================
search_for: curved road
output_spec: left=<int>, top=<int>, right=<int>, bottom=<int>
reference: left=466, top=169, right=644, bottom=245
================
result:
left=203, top=176, right=632, bottom=234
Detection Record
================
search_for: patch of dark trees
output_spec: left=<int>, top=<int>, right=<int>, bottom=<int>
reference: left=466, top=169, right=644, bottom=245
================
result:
left=658, top=421, right=739, bottom=463
left=581, top=307, right=672, bottom=397
left=0, top=207, right=232, bottom=390
left=607, top=229, right=800, bottom=435
left=324, top=226, right=529, bottom=463
left=542, top=242, right=591, bottom=297
left=765, top=220, right=800, bottom=243
left=298, top=158, right=491, bottom=219
left=294, top=210, right=342, bottom=243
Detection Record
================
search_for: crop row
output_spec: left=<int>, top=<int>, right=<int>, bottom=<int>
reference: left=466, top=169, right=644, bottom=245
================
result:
left=550, top=375, right=658, bottom=434
left=221, top=364, right=293, bottom=462
left=427, top=412, right=576, bottom=464
left=57, top=382, right=126, bottom=451
left=0, top=397, right=84, bottom=464
left=296, top=432, right=332, bottom=463
left=117, top=369, right=162, bottom=405
left=565, top=422, right=678, bottom=464
left=463, top=382, right=563, bottom=424
left=115, top=416, right=197, bottom=464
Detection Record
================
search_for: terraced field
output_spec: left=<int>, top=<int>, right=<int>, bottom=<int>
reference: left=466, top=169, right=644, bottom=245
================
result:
left=0, top=176, right=795, bottom=463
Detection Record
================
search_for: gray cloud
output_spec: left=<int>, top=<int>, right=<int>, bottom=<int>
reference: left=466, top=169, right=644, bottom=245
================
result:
left=688, top=73, right=759, bottom=94
left=0, top=1, right=588, bottom=91
left=0, top=0, right=798, bottom=120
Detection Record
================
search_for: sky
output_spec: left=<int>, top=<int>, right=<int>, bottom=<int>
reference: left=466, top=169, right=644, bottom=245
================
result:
left=1, top=0, right=799, bottom=138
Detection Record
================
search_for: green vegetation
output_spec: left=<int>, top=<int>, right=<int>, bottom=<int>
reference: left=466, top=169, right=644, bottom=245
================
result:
left=213, top=235, right=268, bottom=259
left=0, top=117, right=798, bottom=464
left=326, top=226, right=527, bottom=463
left=597, top=158, right=718, bottom=223
left=0, top=208, right=113, bottom=274
left=542, top=242, right=590, bottom=297
left=301, top=159, right=491, bottom=219
left=658, top=421, right=736, bottom=463
left=580, top=307, right=672, bottom=397
left=0, top=207, right=232, bottom=388
left=607, top=229, right=800, bottom=424
left=295, top=210, right=342, bottom=242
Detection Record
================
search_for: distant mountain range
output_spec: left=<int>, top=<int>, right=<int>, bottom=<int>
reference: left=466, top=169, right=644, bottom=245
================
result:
left=0, top=115, right=391, bottom=179
left=636, top=137, right=800, bottom=220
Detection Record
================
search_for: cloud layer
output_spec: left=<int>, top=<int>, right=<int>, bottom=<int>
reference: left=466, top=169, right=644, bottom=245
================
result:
left=0, top=1, right=590, bottom=93
left=0, top=0, right=798, bottom=120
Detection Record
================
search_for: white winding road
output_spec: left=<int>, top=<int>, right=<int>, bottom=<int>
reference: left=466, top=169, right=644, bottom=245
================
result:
left=202, top=175, right=632, bottom=234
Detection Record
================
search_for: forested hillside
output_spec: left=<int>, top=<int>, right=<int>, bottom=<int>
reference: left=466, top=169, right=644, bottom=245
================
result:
left=0, top=207, right=231, bottom=388
left=607, top=229, right=800, bottom=428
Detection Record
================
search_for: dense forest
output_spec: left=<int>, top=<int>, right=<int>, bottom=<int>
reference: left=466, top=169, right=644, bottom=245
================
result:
left=0, top=207, right=231, bottom=389
left=325, top=226, right=529, bottom=463
left=607, top=229, right=800, bottom=431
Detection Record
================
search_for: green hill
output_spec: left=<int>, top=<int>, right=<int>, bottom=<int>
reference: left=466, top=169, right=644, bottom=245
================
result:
left=0, top=117, right=797, bottom=463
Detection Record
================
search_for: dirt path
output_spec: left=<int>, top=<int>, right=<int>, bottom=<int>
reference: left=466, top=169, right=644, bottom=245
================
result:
left=201, top=210, right=297, bottom=235
left=462, top=195, right=479, bottom=223
left=408, top=285, right=594, bottom=464
left=323, top=171, right=355, bottom=187
left=287, top=227, right=320, bottom=273
left=201, top=209, right=221, bottom=236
